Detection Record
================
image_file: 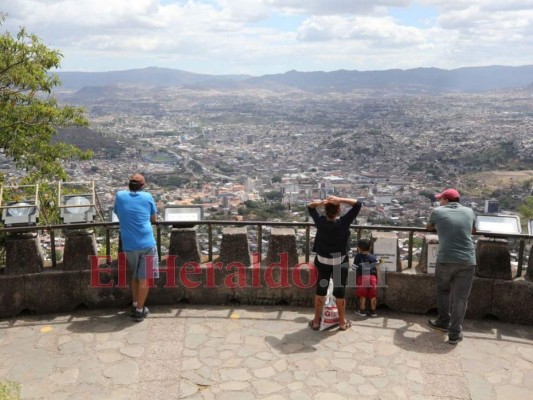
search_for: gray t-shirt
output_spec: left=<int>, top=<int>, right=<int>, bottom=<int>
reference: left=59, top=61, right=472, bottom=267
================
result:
left=427, top=202, right=476, bottom=264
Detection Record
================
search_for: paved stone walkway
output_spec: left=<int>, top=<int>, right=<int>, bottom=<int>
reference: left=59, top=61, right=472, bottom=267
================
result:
left=0, top=306, right=532, bottom=399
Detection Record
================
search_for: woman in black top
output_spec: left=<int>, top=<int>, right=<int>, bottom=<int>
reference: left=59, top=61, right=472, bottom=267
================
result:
left=308, top=195, right=361, bottom=330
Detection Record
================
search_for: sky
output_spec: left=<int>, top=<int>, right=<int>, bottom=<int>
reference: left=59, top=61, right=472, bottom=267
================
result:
left=1, top=0, right=533, bottom=76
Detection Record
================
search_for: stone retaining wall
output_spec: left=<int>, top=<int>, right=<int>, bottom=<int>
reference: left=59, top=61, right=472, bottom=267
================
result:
left=0, top=228, right=531, bottom=326
left=1, top=265, right=531, bottom=325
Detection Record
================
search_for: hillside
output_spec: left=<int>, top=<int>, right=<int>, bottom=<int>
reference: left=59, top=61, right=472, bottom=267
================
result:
left=55, top=65, right=533, bottom=94
left=54, top=127, right=125, bottom=158
left=56, top=67, right=249, bottom=91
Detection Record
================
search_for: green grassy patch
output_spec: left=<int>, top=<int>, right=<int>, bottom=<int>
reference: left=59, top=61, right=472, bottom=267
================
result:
left=0, top=382, right=20, bottom=400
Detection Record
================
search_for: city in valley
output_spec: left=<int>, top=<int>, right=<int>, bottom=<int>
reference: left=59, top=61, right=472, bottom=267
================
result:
left=2, top=85, right=532, bottom=257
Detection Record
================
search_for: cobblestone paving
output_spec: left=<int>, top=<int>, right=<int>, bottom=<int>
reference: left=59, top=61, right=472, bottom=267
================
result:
left=0, top=306, right=532, bottom=399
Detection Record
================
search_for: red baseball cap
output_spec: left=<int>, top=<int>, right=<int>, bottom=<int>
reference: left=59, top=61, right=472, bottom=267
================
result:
left=435, top=188, right=460, bottom=200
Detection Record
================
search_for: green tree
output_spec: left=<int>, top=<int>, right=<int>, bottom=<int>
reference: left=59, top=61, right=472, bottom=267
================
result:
left=419, top=189, right=436, bottom=202
left=518, top=197, right=533, bottom=220
left=244, top=200, right=259, bottom=208
left=271, top=175, right=282, bottom=183
left=0, top=14, right=91, bottom=183
left=263, top=190, right=283, bottom=201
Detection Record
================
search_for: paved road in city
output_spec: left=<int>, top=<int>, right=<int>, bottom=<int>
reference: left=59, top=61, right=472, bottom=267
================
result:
left=1, top=305, right=532, bottom=399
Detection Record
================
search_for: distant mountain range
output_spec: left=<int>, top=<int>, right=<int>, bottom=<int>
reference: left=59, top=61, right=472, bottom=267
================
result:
left=55, top=65, right=533, bottom=94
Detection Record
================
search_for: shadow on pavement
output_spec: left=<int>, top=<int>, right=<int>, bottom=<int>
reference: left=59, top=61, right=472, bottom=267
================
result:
left=265, top=319, right=344, bottom=354
left=392, top=322, right=455, bottom=354
left=66, top=310, right=137, bottom=334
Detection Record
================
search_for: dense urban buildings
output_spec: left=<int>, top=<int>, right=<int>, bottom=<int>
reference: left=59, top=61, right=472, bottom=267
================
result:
left=2, top=86, right=532, bottom=233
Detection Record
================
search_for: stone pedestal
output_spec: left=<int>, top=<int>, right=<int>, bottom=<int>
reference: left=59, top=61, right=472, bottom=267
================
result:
left=372, top=232, right=402, bottom=272
left=415, top=235, right=439, bottom=274
left=265, top=228, right=298, bottom=269
left=218, top=227, right=250, bottom=267
left=62, top=230, right=98, bottom=271
left=476, top=237, right=512, bottom=280
left=168, top=228, right=201, bottom=266
left=264, top=228, right=307, bottom=305
left=5, top=233, right=44, bottom=274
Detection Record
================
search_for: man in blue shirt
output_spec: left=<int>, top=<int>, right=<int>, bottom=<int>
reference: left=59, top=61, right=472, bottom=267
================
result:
left=426, top=188, right=476, bottom=344
left=114, top=173, right=158, bottom=322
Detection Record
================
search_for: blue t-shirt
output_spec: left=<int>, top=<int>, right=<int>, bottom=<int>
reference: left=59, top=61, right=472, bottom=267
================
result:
left=353, top=253, right=379, bottom=277
left=427, top=202, right=476, bottom=264
left=113, top=190, right=157, bottom=251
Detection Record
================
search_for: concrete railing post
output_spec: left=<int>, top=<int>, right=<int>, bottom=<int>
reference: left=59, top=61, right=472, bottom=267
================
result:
left=264, top=228, right=311, bottom=305
left=415, top=234, right=438, bottom=274
left=62, top=229, right=98, bottom=271
left=372, top=231, right=402, bottom=272
left=168, top=227, right=201, bottom=266
left=476, top=237, right=512, bottom=280
left=218, top=227, right=251, bottom=267
left=264, top=228, right=299, bottom=269
left=5, top=233, right=44, bottom=274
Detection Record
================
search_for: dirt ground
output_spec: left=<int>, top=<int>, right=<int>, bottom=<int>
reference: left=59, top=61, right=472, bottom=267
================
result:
left=465, top=170, right=533, bottom=193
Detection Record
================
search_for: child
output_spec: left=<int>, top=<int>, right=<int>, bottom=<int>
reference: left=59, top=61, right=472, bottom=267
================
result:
left=353, top=238, right=379, bottom=317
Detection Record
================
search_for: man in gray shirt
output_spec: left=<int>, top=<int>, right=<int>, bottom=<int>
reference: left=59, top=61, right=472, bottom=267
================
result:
left=426, top=188, right=476, bottom=344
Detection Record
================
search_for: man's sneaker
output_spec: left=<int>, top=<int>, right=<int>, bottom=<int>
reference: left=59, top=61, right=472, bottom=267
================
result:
left=130, top=306, right=136, bottom=317
left=354, top=309, right=367, bottom=317
left=368, top=310, right=378, bottom=317
left=133, top=307, right=149, bottom=322
left=448, top=333, right=463, bottom=345
left=427, top=319, right=448, bottom=332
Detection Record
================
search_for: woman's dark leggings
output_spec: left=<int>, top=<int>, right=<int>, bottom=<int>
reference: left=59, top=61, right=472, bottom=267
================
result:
left=314, top=257, right=349, bottom=298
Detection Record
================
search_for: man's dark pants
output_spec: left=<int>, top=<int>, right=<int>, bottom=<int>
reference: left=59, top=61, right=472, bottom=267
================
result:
left=435, top=262, right=475, bottom=336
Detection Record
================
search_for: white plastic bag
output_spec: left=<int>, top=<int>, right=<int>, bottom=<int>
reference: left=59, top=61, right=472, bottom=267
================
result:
left=319, top=279, right=339, bottom=331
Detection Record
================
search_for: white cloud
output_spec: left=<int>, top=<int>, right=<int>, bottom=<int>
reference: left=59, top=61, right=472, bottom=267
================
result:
left=1, top=0, right=532, bottom=74
left=265, top=0, right=411, bottom=15
left=217, top=0, right=271, bottom=22
left=297, top=16, right=426, bottom=46
left=421, top=0, right=533, bottom=12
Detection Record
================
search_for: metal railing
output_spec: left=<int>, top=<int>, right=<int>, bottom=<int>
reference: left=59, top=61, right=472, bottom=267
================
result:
left=1, top=220, right=531, bottom=277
